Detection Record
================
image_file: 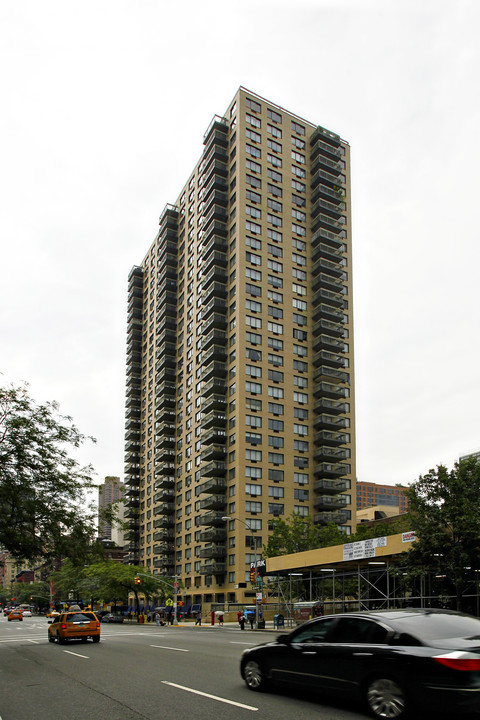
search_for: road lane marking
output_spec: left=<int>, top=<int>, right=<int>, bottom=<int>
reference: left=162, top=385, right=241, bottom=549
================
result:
left=230, top=642, right=258, bottom=645
left=162, top=681, right=258, bottom=711
left=27, top=639, right=39, bottom=644
left=150, top=645, right=189, bottom=652
left=63, top=650, right=89, bottom=659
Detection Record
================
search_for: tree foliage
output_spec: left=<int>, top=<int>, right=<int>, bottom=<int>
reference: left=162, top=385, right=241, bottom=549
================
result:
left=401, top=458, right=480, bottom=610
left=263, top=514, right=346, bottom=558
left=0, top=382, right=98, bottom=563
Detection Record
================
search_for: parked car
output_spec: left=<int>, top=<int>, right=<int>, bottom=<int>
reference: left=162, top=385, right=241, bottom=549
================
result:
left=101, top=613, right=124, bottom=623
left=48, top=611, right=100, bottom=644
left=240, top=608, right=480, bottom=719
left=8, top=610, right=23, bottom=622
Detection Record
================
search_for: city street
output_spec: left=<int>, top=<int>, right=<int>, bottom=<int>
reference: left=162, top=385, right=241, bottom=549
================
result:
left=0, top=614, right=369, bottom=720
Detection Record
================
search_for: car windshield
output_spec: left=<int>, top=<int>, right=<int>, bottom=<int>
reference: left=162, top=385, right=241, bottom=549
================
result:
left=68, top=613, right=96, bottom=622
left=394, top=613, right=480, bottom=642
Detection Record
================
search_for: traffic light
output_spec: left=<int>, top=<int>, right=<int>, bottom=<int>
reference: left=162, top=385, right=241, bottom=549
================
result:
left=134, top=576, right=141, bottom=585
left=250, top=567, right=256, bottom=583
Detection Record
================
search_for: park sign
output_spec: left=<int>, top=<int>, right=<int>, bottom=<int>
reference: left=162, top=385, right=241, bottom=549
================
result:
left=250, top=558, right=267, bottom=577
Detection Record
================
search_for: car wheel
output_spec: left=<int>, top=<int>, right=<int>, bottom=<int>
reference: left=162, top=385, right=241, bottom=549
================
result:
left=48, top=635, right=55, bottom=643
left=92, top=636, right=100, bottom=643
left=243, top=660, right=268, bottom=691
left=57, top=635, right=66, bottom=644
left=81, top=637, right=88, bottom=643
left=365, top=676, right=407, bottom=719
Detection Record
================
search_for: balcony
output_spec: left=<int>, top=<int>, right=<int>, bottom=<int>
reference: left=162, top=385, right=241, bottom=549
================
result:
left=313, top=382, right=348, bottom=401
left=153, top=544, right=174, bottom=556
left=312, top=323, right=346, bottom=344
left=199, top=544, right=226, bottom=559
left=201, top=378, right=227, bottom=398
left=314, top=446, right=349, bottom=463
left=154, top=447, right=175, bottom=465
left=201, top=461, right=226, bottom=477
left=203, top=116, right=229, bottom=148
left=199, top=494, right=227, bottom=511
left=155, top=407, right=175, bottom=425
left=314, top=478, right=348, bottom=494
left=201, top=361, right=227, bottom=382
left=200, top=445, right=227, bottom=462
left=311, top=271, right=346, bottom=294
left=312, top=256, right=347, bottom=279
left=153, top=502, right=175, bottom=515
left=201, top=427, right=227, bottom=445
left=202, top=344, right=227, bottom=365
left=199, top=562, right=227, bottom=575
left=314, top=510, right=348, bottom=525
left=313, top=350, right=346, bottom=369
left=202, top=249, right=228, bottom=274
left=154, top=475, right=175, bottom=491
left=313, top=366, right=350, bottom=384
left=198, top=512, right=227, bottom=526
left=312, top=287, right=345, bottom=309
left=153, top=488, right=175, bottom=504
left=313, top=308, right=346, bottom=331
left=201, top=393, right=227, bottom=413
left=153, top=558, right=175, bottom=571
left=202, top=264, right=228, bottom=288
left=314, top=462, right=351, bottom=478
left=204, top=157, right=228, bottom=184
left=153, top=529, right=174, bottom=542
left=155, top=354, right=176, bottom=373
left=198, top=477, right=227, bottom=494
left=202, top=312, right=228, bottom=334
left=314, top=429, right=350, bottom=446
left=202, top=296, right=227, bottom=319
left=200, top=527, right=227, bottom=543
left=311, top=213, right=346, bottom=236
left=201, top=235, right=228, bottom=260
left=155, top=340, right=176, bottom=359
left=154, top=433, right=175, bottom=452
left=313, top=414, right=349, bottom=431
left=313, top=494, right=348, bottom=511
left=201, top=410, right=227, bottom=429
left=314, top=397, right=348, bottom=415
left=153, top=516, right=175, bottom=529
left=312, top=183, right=345, bottom=207
left=202, top=281, right=227, bottom=303
left=155, top=462, right=175, bottom=475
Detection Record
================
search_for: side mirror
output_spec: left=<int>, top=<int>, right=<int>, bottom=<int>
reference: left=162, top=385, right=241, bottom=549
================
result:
left=277, top=634, right=289, bottom=644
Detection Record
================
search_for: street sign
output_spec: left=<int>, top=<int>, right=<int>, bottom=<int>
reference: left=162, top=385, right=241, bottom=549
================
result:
left=166, top=599, right=173, bottom=606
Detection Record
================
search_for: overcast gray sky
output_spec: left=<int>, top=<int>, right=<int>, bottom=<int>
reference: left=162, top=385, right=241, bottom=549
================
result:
left=1, top=0, right=479, bottom=490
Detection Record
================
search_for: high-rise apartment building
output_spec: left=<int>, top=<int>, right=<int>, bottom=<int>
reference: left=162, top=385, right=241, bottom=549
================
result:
left=124, top=88, right=355, bottom=607
left=98, top=476, right=125, bottom=545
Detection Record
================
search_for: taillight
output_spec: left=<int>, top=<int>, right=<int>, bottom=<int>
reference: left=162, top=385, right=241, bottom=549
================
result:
left=96, top=622, right=100, bottom=629
left=61, top=624, right=67, bottom=630
left=434, top=652, right=480, bottom=671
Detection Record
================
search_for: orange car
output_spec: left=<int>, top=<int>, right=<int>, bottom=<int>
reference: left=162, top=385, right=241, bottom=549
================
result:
left=48, top=610, right=100, bottom=644
left=8, top=610, right=23, bottom=622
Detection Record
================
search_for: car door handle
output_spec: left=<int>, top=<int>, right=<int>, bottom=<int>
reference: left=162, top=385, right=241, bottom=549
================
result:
left=352, top=652, right=373, bottom=656
left=301, top=651, right=317, bottom=655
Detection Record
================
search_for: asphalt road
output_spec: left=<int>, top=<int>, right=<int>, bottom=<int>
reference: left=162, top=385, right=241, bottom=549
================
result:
left=0, top=615, right=369, bottom=720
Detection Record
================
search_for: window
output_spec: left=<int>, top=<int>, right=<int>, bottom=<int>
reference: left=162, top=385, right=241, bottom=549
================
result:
left=294, top=391, right=308, bottom=404
left=268, top=274, right=283, bottom=288
left=294, top=423, right=308, bottom=435
left=267, top=244, right=282, bottom=258
left=267, top=198, right=282, bottom=213
left=246, top=364, right=262, bottom=377
left=295, top=505, right=308, bottom=516
left=246, top=347, right=262, bottom=361
left=246, top=501, right=262, bottom=513
left=246, top=414, right=262, bottom=428
left=269, top=503, right=284, bottom=516
left=246, top=159, right=261, bottom=173
left=293, top=313, right=307, bottom=326
left=246, top=331, right=262, bottom=345
left=246, top=189, right=261, bottom=204
left=246, top=220, right=261, bottom=234
left=246, top=484, right=262, bottom=496
left=293, top=328, right=307, bottom=341
left=246, top=299, right=262, bottom=313
left=293, top=298, right=307, bottom=311
left=268, top=452, right=284, bottom=464
left=267, top=153, right=282, bottom=168
left=246, top=173, right=262, bottom=189
left=267, top=122, right=282, bottom=138
left=292, top=268, right=307, bottom=282
left=268, top=228, right=283, bottom=242
left=246, top=236, right=261, bottom=251
left=268, top=486, right=284, bottom=498
left=267, top=168, right=282, bottom=183
left=292, top=237, right=306, bottom=251
left=268, top=259, right=283, bottom=273
left=268, top=369, right=284, bottom=383
left=292, top=178, right=306, bottom=193
left=246, top=381, right=261, bottom=394
left=268, top=418, right=284, bottom=432
left=246, top=315, right=261, bottom=328
left=246, top=466, right=262, bottom=478
left=268, top=290, right=283, bottom=303
left=267, top=108, right=282, bottom=123
left=268, top=435, right=284, bottom=448
left=292, top=252, right=306, bottom=266
left=268, top=385, right=284, bottom=399
left=291, top=120, right=305, bottom=135
left=293, top=359, right=308, bottom=373
left=291, top=135, right=305, bottom=149
left=294, top=472, right=309, bottom=484
left=246, top=282, right=261, bottom=297
left=293, top=344, right=307, bottom=357
left=267, top=183, right=282, bottom=198
left=268, top=305, right=283, bottom=319
left=268, top=401, right=284, bottom=415
left=268, top=353, right=283, bottom=366
left=267, top=321, right=283, bottom=335
left=246, top=267, right=261, bottom=281
left=291, top=150, right=305, bottom=164
left=246, top=449, right=262, bottom=462
left=246, top=98, right=261, bottom=113
left=246, top=431, right=262, bottom=444
left=246, top=113, right=261, bottom=128
left=267, top=138, right=282, bottom=153
left=269, top=469, right=284, bottom=482
left=292, top=164, right=306, bottom=178
left=246, top=129, right=261, bottom=143
left=268, top=214, right=282, bottom=227
left=246, top=205, right=261, bottom=219
left=268, top=337, right=284, bottom=350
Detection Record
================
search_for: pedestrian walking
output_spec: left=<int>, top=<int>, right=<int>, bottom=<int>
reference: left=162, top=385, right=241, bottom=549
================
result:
left=248, top=613, right=254, bottom=630
left=195, top=611, right=202, bottom=626
left=155, top=611, right=161, bottom=626
left=218, top=613, right=224, bottom=626
left=239, top=613, right=245, bottom=630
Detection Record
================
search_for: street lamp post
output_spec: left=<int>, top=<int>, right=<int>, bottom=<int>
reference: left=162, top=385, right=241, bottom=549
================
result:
left=222, top=515, right=259, bottom=630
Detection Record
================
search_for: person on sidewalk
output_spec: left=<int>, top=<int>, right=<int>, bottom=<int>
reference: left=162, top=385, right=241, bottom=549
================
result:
left=195, top=611, right=202, bottom=626
left=239, top=613, right=246, bottom=630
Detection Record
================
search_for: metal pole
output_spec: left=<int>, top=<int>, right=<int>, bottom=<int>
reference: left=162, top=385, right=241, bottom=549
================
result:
left=173, top=574, right=178, bottom=625
left=254, top=533, right=258, bottom=630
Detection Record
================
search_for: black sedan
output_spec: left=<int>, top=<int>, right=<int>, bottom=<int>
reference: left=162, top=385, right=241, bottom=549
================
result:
left=240, top=608, right=480, bottom=719
left=100, top=613, right=124, bottom=623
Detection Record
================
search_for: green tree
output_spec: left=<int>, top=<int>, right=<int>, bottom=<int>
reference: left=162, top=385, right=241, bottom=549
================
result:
left=263, top=514, right=345, bottom=558
left=0, top=382, right=100, bottom=563
left=402, top=458, right=480, bottom=611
